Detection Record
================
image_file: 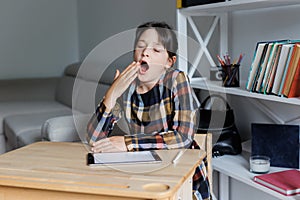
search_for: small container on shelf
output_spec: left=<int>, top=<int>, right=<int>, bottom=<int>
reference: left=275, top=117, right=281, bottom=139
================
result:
left=217, top=53, right=243, bottom=87
left=220, top=64, right=240, bottom=87
left=210, top=66, right=223, bottom=81
left=249, top=155, right=270, bottom=174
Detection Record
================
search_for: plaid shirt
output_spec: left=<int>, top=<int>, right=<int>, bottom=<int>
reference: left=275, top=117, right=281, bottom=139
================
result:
left=87, top=69, right=210, bottom=199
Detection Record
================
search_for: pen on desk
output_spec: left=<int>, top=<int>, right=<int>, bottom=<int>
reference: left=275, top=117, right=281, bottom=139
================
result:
left=172, top=150, right=184, bottom=164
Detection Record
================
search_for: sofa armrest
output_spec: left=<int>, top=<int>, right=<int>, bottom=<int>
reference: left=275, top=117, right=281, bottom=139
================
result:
left=41, top=114, right=91, bottom=143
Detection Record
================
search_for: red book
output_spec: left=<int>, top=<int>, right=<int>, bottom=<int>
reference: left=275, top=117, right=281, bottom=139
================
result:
left=287, top=59, right=300, bottom=97
left=254, top=169, right=300, bottom=196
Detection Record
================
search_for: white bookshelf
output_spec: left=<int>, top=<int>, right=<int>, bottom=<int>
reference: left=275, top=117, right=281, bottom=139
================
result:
left=177, top=0, right=300, bottom=105
left=190, top=79, right=300, bottom=106
left=177, top=1, right=300, bottom=199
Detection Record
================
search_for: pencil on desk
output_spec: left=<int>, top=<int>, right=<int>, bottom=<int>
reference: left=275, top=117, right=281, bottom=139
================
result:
left=172, top=150, right=184, bottom=164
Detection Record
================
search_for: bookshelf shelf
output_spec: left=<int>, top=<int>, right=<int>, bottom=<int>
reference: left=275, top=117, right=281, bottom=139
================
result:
left=191, top=80, right=300, bottom=106
left=179, top=0, right=300, bottom=16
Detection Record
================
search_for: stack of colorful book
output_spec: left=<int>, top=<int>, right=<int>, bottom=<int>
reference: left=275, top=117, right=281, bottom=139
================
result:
left=246, top=39, right=300, bottom=98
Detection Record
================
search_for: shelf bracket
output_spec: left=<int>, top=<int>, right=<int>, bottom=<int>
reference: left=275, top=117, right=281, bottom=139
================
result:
left=177, top=9, right=229, bottom=82
left=247, top=98, right=285, bottom=124
left=187, top=16, right=219, bottom=77
left=247, top=97, right=300, bottom=124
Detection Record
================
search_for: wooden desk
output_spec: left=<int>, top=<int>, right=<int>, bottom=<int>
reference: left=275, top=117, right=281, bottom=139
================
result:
left=0, top=142, right=205, bottom=200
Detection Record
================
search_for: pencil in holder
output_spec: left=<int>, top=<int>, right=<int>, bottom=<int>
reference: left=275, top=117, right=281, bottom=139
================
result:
left=220, top=64, right=240, bottom=87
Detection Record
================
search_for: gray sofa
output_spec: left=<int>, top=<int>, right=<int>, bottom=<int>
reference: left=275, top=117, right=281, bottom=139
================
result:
left=0, top=61, right=120, bottom=154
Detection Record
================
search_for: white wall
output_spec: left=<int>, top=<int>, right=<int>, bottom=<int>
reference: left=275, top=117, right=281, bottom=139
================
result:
left=0, top=0, right=177, bottom=80
left=77, top=0, right=177, bottom=61
left=0, top=0, right=79, bottom=80
left=2, top=1, right=298, bottom=96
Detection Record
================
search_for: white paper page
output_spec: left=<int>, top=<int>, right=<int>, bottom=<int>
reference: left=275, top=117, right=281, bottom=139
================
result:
left=93, top=151, right=161, bottom=164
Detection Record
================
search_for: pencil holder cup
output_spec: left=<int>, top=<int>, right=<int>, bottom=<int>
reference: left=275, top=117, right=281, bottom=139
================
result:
left=220, top=64, right=240, bottom=87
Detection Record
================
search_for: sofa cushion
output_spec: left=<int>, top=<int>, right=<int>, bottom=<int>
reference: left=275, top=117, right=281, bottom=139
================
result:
left=4, top=109, right=72, bottom=149
left=72, top=79, right=110, bottom=114
left=55, top=76, right=76, bottom=108
left=42, top=114, right=91, bottom=142
left=0, top=101, right=72, bottom=135
left=56, top=60, right=129, bottom=114
left=99, top=52, right=131, bottom=85
left=64, top=62, right=81, bottom=77
left=54, top=61, right=110, bottom=113
left=77, top=52, right=131, bottom=85
left=55, top=62, right=80, bottom=108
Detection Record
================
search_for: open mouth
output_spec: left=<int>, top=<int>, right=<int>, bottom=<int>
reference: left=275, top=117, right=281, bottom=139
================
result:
left=140, top=61, right=149, bottom=73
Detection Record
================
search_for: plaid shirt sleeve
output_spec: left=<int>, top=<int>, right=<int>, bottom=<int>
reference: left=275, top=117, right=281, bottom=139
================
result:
left=124, top=71, right=200, bottom=151
left=86, top=101, right=121, bottom=144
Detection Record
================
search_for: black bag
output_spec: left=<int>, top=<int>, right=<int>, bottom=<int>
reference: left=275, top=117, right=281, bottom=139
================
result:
left=197, top=94, right=242, bottom=157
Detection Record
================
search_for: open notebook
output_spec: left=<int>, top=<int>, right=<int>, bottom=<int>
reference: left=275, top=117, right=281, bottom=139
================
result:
left=87, top=151, right=162, bottom=165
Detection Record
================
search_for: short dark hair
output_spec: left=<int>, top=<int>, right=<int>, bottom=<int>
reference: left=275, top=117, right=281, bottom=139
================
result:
left=134, top=21, right=178, bottom=58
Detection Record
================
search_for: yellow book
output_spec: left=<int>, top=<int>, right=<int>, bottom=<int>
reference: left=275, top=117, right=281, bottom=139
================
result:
left=177, top=0, right=182, bottom=8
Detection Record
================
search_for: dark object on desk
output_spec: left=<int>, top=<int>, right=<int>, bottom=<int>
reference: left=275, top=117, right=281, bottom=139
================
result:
left=198, top=94, right=242, bottom=157
left=178, top=0, right=225, bottom=8
left=251, top=123, right=300, bottom=168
